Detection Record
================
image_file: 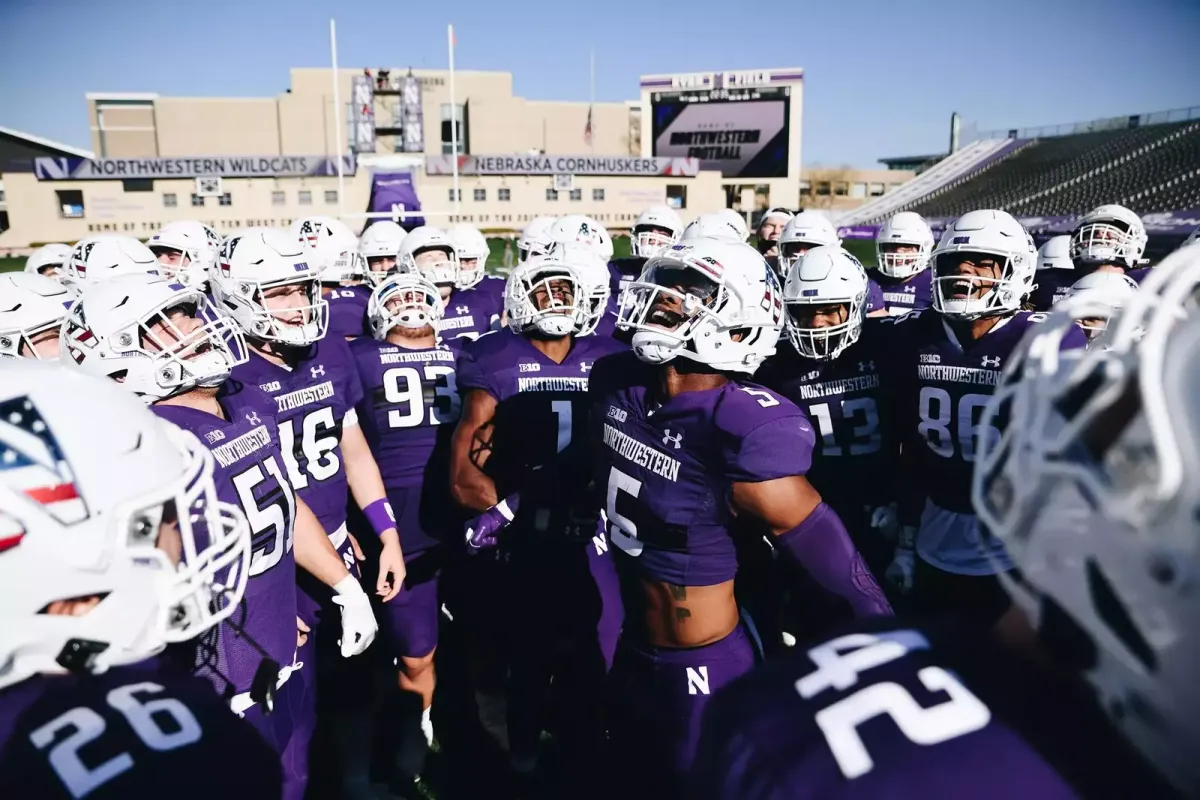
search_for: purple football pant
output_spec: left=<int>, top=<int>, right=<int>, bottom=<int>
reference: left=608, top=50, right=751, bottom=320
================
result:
left=384, top=548, right=441, bottom=660
left=241, top=662, right=311, bottom=800
left=609, top=623, right=758, bottom=799
left=506, top=535, right=623, bottom=763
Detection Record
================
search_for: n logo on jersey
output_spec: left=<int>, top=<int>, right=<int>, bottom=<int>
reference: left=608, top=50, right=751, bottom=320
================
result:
left=686, top=666, right=710, bottom=696
left=0, top=397, right=88, bottom=550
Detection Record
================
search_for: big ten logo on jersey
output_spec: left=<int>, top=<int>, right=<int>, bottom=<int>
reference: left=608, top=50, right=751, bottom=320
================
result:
left=519, top=362, right=541, bottom=373
left=381, top=360, right=460, bottom=428
left=30, top=682, right=207, bottom=797
left=606, top=405, right=627, bottom=423
left=797, top=632, right=991, bottom=780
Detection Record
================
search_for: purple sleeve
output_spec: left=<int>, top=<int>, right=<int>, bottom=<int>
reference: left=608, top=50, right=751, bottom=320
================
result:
left=454, top=339, right=498, bottom=398
left=722, top=415, right=816, bottom=482
left=865, top=278, right=886, bottom=313
left=334, top=337, right=365, bottom=408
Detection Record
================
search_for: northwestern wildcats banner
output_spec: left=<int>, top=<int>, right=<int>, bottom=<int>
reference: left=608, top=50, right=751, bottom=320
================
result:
left=34, top=156, right=358, bottom=181
left=424, top=155, right=700, bottom=177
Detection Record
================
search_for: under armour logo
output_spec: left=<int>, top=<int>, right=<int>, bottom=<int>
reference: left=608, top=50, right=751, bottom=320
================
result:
left=580, top=361, right=593, bottom=373
left=310, top=365, right=326, bottom=378
left=456, top=305, right=470, bottom=315
left=981, top=356, right=1001, bottom=367
left=905, top=285, right=915, bottom=293
left=245, top=411, right=262, bottom=426
left=858, top=361, right=875, bottom=373
left=662, top=429, right=683, bottom=449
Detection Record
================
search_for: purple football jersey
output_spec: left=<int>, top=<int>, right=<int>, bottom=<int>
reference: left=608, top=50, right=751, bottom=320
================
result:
left=457, top=330, right=625, bottom=542
left=1029, top=269, right=1076, bottom=311
left=323, top=285, right=370, bottom=339
left=350, top=337, right=463, bottom=554
left=755, top=321, right=899, bottom=514
left=691, top=617, right=1176, bottom=799
left=232, top=336, right=364, bottom=537
left=153, top=383, right=298, bottom=697
left=0, top=663, right=282, bottom=799
left=438, top=281, right=503, bottom=341
left=870, top=269, right=933, bottom=316
left=1128, top=266, right=1151, bottom=283
left=588, top=351, right=816, bottom=586
left=608, top=256, right=646, bottom=303
left=864, top=278, right=885, bottom=314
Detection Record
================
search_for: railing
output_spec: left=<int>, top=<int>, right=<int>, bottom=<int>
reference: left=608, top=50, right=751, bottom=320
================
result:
left=962, top=105, right=1200, bottom=144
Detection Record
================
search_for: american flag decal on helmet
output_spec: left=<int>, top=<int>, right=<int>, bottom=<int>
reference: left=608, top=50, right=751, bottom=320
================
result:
left=0, top=396, right=88, bottom=552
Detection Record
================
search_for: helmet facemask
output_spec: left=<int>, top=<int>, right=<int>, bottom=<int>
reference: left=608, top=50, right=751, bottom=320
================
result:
left=506, top=263, right=587, bottom=338
left=239, top=276, right=330, bottom=347
left=877, top=241, right=932, bottom=280
left=785, top=295, right=866, bottom=361
left=632, top=225, right=678, bottom=259
left=619, top=262, right=727, bottom=364
left=1071, top=220, right=1143, bottom=268
left=932, top=249, right=1027, bottom=319
left=369, top=276, right=444, bottom=341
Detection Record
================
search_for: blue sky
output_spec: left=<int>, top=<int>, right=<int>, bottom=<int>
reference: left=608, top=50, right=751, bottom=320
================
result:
left=1, top=0, right=1197, bottom=168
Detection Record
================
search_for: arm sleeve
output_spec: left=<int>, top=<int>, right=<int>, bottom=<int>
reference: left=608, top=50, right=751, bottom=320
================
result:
left=721, top=414, right=816, bottom=482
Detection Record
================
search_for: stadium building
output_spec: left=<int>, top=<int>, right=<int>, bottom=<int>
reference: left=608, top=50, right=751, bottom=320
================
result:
left=1, top=65, right=920, bottom=251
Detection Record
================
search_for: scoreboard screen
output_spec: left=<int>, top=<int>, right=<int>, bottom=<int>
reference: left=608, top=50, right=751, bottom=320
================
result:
left=650, top=86, right=790, bottom=179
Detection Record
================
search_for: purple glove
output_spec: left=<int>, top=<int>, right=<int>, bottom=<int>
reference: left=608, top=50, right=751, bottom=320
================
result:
left=464, top=493, right=521, bottom=552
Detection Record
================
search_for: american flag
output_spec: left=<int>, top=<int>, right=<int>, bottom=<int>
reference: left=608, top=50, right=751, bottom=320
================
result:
left=0, top=397, right=88, bottom=552
left=584, top=106, right=593, bottom=146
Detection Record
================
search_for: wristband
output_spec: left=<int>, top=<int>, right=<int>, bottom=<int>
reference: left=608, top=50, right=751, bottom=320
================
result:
left=363, top=498, right=397, bottom=538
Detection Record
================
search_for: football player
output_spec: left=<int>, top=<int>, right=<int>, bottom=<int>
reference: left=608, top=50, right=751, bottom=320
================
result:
left=147, top=220, right=221, bottom=289
left=755, top=206, right=794, bottom=258
left=22, top=243, right=73, bottom=279
left=60, top=235, right=160, bottom=288
left=61, top=272, right=374, bottom=800
left=0, top=362, right=281, bottom=798
left=881, top=209, right=1086, bottom=629
left=1062, top=270, right=1140, bottom=343
left=1031, top=204, right=1151, bottom=310
left=716, top=208, right=751, bottom=242
left=451, top=252, right=625, bottom=787
left=689, top=244, right=1200, bottom=800
left=592, top=239, right=889, bottom=796
left=349, top=273, right=461, bottom=781
left=290, top=216, right=370, bottom=339
left=449, top=222, right=505, bottom=302
left=680, top=213, right=746, bottom=244
left=546, top=240, right=615, bottom=338
left=0, top=272, right=77, bottom=359
left=871, top=212, right=935, bottom=315
left=778, top=212, right=888, bottom=316
left=619, top=205, right=684, bottom=315
left=517, top=215, right=556, bottom=262
left=358, top=219, right=408, bottom=289
left=402, top=226, right=502, bottom=341
left=1036, top=234, right=1073, bottom=271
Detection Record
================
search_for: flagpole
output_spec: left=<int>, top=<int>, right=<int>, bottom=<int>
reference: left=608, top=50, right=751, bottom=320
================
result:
left=448, top=24, right=460, bottom=216
left=330, top=18, right=345, bottom=219
left=589, top=48, right=595, bottom=154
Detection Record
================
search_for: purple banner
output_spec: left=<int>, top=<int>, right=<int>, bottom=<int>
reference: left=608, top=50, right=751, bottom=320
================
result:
left=368, top=172, right=424, bottom=231
left=838, top=208, right=1200, bottom=240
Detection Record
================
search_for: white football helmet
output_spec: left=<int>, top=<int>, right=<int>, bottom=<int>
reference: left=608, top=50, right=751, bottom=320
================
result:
left=290, top=216, right=364, bottom=284
left=679, top=213, right=746, bottom=245
left=973, top=243, right=1200, bottom=795
left=448, top=223, right=490, bottom=290
left=398, top=226, right=461, bottom=292
left=211, top=228, right=329, bottom=346
left=147, top=221, right=215, bottom=288
left=549, top=215, right=614, bottom=263
left=359, top=221, right=408, bottom=287
left=24, top=243, right=73, bottom=278
left=777, top=212, right=842, bottom=276
left=717, top=208, right=751, bottom=242
left=62, top=273, right=247, bottom=403
left=1037, top=235, right=1074, bottom=271
left=61, top=236, right=160, bottom=288
left=1062, top=270, right=1140, bottom=341
left=1070, top=204, right=1148, bottom=269
left=0, top=273, right=77, bottom=360
left=632, top=205, right=684, bottom=258
left=367, top=273, right=444, bottom=341
left=618, top=240, right=783, bottom=374
left=875, top=212, right=934, bottom=280
left=504, top=254, right=588, bottom=338
left=545, top=240, right=611, bottom=336
left=783, top=245, right=869, bottom=361
left=518, top=216, right=557, bottom=262
left=930, top=209, right=1036, bottom=319
left=0, top=361, right=251, bottom=690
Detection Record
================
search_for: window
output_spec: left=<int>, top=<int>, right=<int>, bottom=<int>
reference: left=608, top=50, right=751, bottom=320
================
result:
left=850, top=183, right=867, bottom=199
left=569, top=188, right=582, bottom=202
left=298, top=190, right=312, bottom=206
left=834, top=183, right=849, bottom=197
left=498, top=187, right=511, bottom=202
left=816, top=182, right=831, bottom=196
left=163, top=193, right=178, bottom=208
left=56, top=189, right=84, bottom=219
left=592, top=188, right=605, bottom=201
left=122, top=179, right=153, bottom=192
left=666, top=184, right=687, bottom=210
left=190, top=194, right=206, bottom=207
left=271, top=191, right=286, bottom=206
left=219, top=193, right=232, bottom=207
left=799, top=180, right=812, bottom=197
left=440, top=103, right=467, bottom=155
left=473, top=188, right=486, bottom=202
left=325, top=190, right=338, bottom=204
left=448, top=188, right=461, bottom=202
left=546, top=188, right=559, bottom=201
left=869, top=182, right=885, bottom=197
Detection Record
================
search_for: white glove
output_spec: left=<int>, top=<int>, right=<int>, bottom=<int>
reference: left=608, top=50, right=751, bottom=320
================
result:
left=868, top=504, right=900, bottom=543
left=885, top=548, right=915, bottom=595
left=332, top=575, right=378, bottom=658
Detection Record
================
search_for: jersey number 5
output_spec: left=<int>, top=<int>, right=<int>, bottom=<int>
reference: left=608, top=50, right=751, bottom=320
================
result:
left=797, top=632, right=991, bottom=780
